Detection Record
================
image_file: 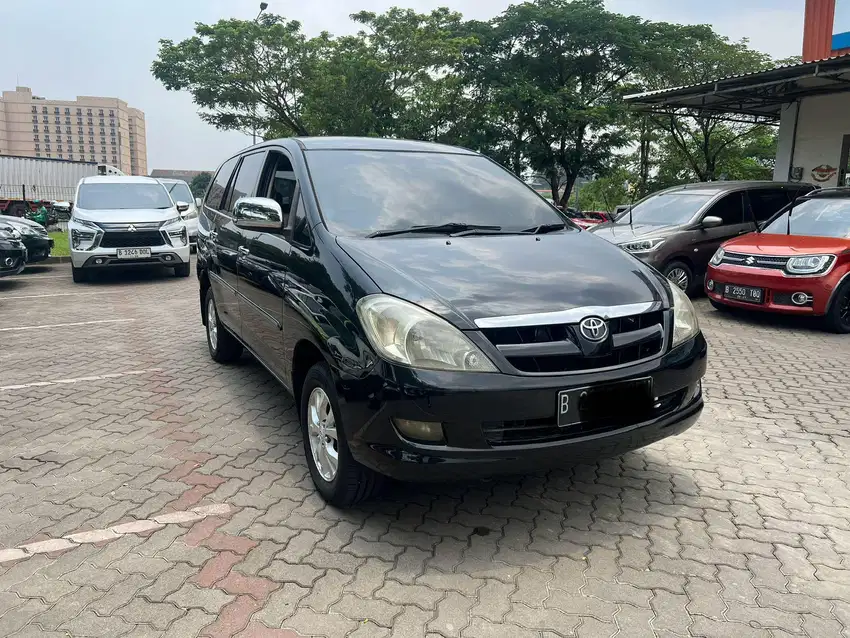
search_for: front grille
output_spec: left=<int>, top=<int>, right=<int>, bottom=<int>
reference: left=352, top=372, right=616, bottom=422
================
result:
left=482, top=388, right=687, bottom=446
left=96, top=221, right=162, bottom=231
left=721, top=252, right=788, bottom=269
left=483, top=310, right=665, bottom=374
left=100, top=230, right=165, bottom=248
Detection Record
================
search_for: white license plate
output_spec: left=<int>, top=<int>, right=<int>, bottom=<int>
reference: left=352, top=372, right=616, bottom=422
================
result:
left=116, top=248, right=151, bottom=259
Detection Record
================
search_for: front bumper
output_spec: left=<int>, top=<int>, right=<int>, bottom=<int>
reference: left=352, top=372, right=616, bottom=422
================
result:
left=705, top=264, right=846, bottom=316
left=338, top=333, right=707, bottom=482
left=0, top=243, right=27, bottom=277
left=21, top=236, right=51, bottom=263
left=71, top=244, right=191, bottom=269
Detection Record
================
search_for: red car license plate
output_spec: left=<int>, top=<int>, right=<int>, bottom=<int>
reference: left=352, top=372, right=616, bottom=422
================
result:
left=724, top=284, right=764, bottom=304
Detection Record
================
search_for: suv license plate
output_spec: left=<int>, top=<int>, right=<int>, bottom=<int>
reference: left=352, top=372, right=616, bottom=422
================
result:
left=723, top=284, right=763, bottom=304
left=557, top=378, right=653, bottom=428
left=116, top=248, right=151, bottom=259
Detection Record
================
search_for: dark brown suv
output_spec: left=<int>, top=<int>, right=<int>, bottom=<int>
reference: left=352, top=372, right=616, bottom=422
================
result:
left=590, top=181, right=816, bottom=293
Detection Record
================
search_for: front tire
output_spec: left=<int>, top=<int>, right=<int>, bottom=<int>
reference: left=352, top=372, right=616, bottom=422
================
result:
left=205, top=288, right=243, bottom=363
left=825, top=280, right=850, bottom=333
left=301, top=362, right=381, bottom=507
left=175, top=262, right=191, bottom=277
left=663, top=261, right=694, bottom=295
left=71, top=266, right=88, bottom=283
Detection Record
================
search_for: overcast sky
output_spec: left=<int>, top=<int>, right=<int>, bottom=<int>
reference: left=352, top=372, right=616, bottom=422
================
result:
left=0, top=0, right=802, bottom=173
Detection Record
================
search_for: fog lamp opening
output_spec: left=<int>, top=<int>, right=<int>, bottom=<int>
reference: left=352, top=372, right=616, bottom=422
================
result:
left=706, top=279, right=715, bottom=292
left=393, top=418, right=445, bottom=443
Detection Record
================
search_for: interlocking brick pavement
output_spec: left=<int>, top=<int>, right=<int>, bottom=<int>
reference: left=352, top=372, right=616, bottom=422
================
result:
left=1, top=262, right=849, bottom=637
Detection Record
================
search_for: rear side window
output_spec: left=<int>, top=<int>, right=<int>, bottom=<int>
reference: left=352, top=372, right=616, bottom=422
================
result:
left=224, top=152, right=267, bottom=213
left=748, top=189, right=790, bottom=222
left=706, top=192, right=744, bottom=225
left=206, top=157, right=238, bottom=211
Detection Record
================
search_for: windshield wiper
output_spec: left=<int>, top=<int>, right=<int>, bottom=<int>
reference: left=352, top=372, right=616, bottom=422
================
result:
left=522, top=222, right=569, bottom=234
left=367, top=223, right=502, bottom=238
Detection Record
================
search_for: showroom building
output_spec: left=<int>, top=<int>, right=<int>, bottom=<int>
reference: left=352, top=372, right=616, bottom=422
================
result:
left=627, top=0, right=850, bottom=188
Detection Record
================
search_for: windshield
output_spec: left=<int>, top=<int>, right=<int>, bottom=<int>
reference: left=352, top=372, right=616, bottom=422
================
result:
left=77, top=183, right=172, bottom=210
left=621, top=192, right=713, bottom=226
left=305, top=150, right=567, bottom=236
left=163, top=181, right=193, bottom=205
left=762, top=198, right=850, bottom=238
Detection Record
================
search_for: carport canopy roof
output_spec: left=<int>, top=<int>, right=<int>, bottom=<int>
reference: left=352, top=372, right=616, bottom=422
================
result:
left=625, top=54, right=850, bottom=122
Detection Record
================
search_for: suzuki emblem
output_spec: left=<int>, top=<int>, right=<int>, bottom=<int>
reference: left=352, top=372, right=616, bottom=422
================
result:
left=579, top=316, right=608, bottom=342
left=744, top=256, right=755, bottom=265
left=127, top=224, right=137, bottom=232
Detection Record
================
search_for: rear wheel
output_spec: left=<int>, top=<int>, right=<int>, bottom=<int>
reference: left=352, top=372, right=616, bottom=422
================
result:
left=825, top=281, right=850, bottom=333
left=301, top=362, right=382, bottom=507
left=663, top=261, right=694, bottom=295
left=205, top=289, right=243, bottom=362
left=174, top=262, right=191, bottom=277
left=71, top=266, right=88, bottom=283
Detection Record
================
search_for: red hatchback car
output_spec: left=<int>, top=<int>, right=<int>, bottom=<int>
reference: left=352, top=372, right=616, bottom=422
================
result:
left=705, top=188, right=850, bottom=333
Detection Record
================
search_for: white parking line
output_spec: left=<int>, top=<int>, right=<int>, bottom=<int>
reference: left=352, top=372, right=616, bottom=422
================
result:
left=0, top=292, right=123, bottom=300
left=2, top=274, right=68, bottom=280
left=0, top=368, right=163, bottom=391
left=0, top=318, right=135, bottom=332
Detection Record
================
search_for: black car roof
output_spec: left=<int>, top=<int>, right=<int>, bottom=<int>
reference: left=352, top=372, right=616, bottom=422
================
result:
left=661, top=180, right=805, bottom=194
left=291, top=136, right=478, bottom=154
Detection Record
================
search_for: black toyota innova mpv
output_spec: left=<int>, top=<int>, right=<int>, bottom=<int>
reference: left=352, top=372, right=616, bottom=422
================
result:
left=197, top=137, right=707, bottom=506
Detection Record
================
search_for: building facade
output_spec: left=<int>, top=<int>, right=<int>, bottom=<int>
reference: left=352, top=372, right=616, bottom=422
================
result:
left=0, top=86, right=147, bottom=176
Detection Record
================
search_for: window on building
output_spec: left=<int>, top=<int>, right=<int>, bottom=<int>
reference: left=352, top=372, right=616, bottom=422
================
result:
left=99, top=119, right=105, bottom=126
left=54, top=107, right=59, bottom=114
left=79, top=146, right=84, bottom=153
left=32, top=126, right=38, bottom=133
left=69, top=154, right=74, bottom=161
left=58, top=145, right=63, bottom=151
left=86, top=108, right=92, bottom=115
left=35, top=153, right=41, bottom=157
left=98, top=109, right=103, bottom=116
left=65, top=108, right=70, bottom=115
left=33, top=135, right=39, bottom=141
left=42, top=116, right=48, bottom=123
left=46, top=153, right=52, bottom=158
left=42, top=106, right=47, bottom=113
left=77, top=117, right=82, bottom=125
left=76, top=108, right=82, bottom=115
left=109, top=109, right=114, bottom=116
left=58, top=154, right=63, bottom=159
left=90, top=155, right=95, bottom=161
left=45, top=135, right=50, bottom=142
left=35, top=144, right=40, bottom=150
left=66, top=126, right=71, bottom=134
left=45, top=144, right=51, bottom=151
left=31, top=105, right=36, bottom=113
left=55, top=126, right=60, bottom=133
left=87, top=118, right=93, bottom=125
left=111, top=140, right=116, bottom=146
left=32, top=115, right=37, bottom=123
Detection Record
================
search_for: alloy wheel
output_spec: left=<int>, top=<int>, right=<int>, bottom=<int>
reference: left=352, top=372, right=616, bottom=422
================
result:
left=207, top=296, right=218, bottom=351
left=840, top=288, right=850, bottom=329
left=667, top=268, right=689, bottom=291
left=307, top=387, right=339, bottom=482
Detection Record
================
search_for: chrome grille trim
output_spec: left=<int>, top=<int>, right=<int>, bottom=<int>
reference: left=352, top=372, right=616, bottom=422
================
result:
left=720, top=252, right=788, bottom=269
left=95, top=221, right=163, bottom=231
left=474, top=301, right=661, bottom=329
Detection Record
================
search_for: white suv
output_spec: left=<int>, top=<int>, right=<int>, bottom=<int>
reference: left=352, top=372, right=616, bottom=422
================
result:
left=69, top=176, right=191, bottom=283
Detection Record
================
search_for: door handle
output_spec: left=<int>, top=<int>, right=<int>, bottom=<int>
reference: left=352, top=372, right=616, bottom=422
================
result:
left=238, top=245, right=249, bottom=255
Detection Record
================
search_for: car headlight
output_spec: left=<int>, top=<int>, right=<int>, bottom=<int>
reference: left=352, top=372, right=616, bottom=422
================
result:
left=356, top=295, right=497, bottom=372
left=69, top=218, right=101, bottom=251
left=618, top=238, right=665, bottom=253
left=0, top=227, right=17, bottom=240
left=162, top=219, right=188, bottom=247
left=670, top=283, right=699, bottom=349
left=709, top=247, right=725, bottom=266
left=785, top=254, right=834, bottom=275
left=17, top=225, right=38, bottom=236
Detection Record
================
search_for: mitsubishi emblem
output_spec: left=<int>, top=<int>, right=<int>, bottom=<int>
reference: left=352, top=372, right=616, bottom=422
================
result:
left=127, top=224, right=137, bottom=232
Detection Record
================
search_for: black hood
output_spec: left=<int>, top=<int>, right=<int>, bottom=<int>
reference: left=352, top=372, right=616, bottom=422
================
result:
left=337, top=232, right=668, bottom=329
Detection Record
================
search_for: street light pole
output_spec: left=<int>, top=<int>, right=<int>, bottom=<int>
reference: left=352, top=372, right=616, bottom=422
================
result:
left=252, top=2, right=268, bottom=145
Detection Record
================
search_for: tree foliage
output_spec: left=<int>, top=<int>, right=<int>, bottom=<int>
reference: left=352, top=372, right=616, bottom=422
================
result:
left=152, top=1, right=788, bottom=210
left=189, top=172, right=212, bottom=197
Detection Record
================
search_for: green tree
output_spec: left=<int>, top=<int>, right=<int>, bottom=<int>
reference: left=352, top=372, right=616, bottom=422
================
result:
left=634, top=24, right=777, bottom=184
left=152, top=14, right=322, bottom=137
left=189, top=172, right=212, bottom=197
left=464, top=0, right=657, bottom=207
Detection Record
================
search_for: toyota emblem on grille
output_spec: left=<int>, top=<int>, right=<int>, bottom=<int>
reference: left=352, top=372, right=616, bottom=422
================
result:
left=127, top=224, right=137, bottom=232
left=744, top=256, right=755, bottom=265
left=579, top=316, right=608, bottom=342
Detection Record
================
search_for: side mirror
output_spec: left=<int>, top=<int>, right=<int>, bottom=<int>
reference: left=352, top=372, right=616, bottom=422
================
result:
left=195, top=197, right=202, bottom=208
left=701, top=215, right=723, bottom=229
left=233, top=196, right=284, bottom=231
left=175, top=201, right=190, bottom=214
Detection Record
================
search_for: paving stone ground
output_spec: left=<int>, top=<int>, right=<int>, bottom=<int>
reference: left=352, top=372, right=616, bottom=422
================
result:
left=0, top=260, right=849, bottom=638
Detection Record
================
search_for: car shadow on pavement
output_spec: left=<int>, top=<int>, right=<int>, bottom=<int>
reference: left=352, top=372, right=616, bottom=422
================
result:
left=704, top=304, right=834, bottom=335
left=77, top=266, right=185, bottom=286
